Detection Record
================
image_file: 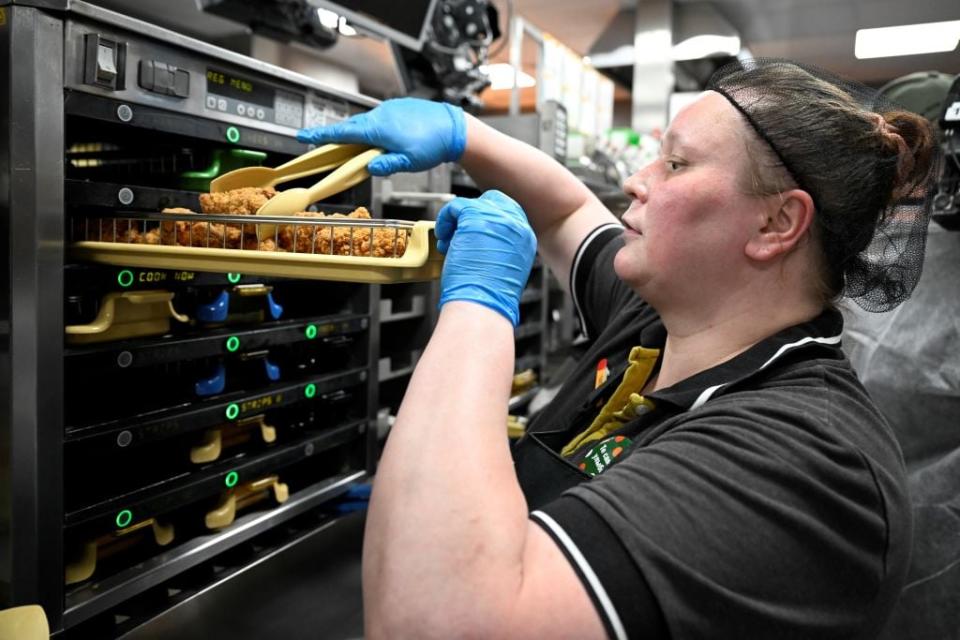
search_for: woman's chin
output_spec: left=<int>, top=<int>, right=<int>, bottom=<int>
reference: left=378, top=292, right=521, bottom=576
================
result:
left=613, top=248, right=646, bottom=288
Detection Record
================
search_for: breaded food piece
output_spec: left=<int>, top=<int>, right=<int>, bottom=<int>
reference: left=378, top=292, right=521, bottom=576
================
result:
left=188, top=221, right=243, bottom=248
left=140, top=228, right=162, bottom=245
left=197, top=190, right=268, bottom=248
left=198, top=187, right=277, bottom=215
left=258, top=238, right=280, bottom=252
left=161, top=207, right=196, bottom=245
left=240, top=235, right=280, bottom=251
left=276, top=207, right=407, bottom=257
left=315, top=210, right=408, bottom=257
left=276, top=211, right=325, bottom=253
left=121, top=201, right=402, bottom=256
left=94, top=219, right=140, bottom=242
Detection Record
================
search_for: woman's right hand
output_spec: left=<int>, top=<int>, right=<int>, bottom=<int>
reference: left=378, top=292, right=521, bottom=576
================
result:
left=296, top=97, right=467, bottom=176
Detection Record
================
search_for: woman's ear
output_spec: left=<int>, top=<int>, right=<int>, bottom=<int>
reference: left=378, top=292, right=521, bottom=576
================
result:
left=745, top=189, right=816, bottom=262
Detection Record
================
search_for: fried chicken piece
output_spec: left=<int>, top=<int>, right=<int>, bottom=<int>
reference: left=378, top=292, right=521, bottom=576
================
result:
left=94, top=219, right=141, bottom=243
left=197, top=189, right=270, bottom=249
left=188, top=221, right=243, bottom=248
left=315, top=221, right=408, bottom=257
left=161, top=207, right=196, bottom=246
left=275, top=207, right=407, bottom=257
left=276, top=211, right=325, bottom=253
left=240, top=235, right=281, bottom=251
left=198, top=187, right=277, bottom=215
left=315, top=208, right=408, bottom=257
left=140, top=228, right=162, bottom=245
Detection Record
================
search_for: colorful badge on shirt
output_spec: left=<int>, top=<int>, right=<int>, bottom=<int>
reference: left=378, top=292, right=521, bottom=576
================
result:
left=579, top=435, right=633, bottom=477
left=595, top=358, right=610, bottom=389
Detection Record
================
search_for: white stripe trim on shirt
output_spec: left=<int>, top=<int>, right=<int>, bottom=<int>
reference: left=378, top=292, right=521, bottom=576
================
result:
left=531, top=510, right=628, bottom=640
left=570, top=223, right=624, bottom=340
left=689, top=333, right=844, bottom=411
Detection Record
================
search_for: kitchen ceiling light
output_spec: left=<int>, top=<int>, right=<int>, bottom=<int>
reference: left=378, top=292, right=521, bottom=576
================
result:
left=855, top=20, right=960, bottom=59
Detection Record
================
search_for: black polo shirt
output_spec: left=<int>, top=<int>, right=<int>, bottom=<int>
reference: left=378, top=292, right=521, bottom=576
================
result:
left=520, top=225, right=912, bottom=639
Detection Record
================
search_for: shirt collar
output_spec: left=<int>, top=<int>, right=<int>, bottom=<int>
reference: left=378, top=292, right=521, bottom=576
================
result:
left=643, top=308, right=845, bottom=411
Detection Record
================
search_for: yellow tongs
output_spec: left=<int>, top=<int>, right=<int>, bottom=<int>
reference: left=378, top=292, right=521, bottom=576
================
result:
left=210, top=143, right=384, bottom=240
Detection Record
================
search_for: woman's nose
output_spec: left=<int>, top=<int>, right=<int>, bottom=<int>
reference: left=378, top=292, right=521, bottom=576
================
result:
left=623, top=169, right=650, bottom=203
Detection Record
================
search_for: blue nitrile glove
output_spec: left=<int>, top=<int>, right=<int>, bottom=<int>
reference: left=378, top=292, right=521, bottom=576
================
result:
left=296, top=97, right=466, bottom=176
left=435, top=190, right=537, bottom=327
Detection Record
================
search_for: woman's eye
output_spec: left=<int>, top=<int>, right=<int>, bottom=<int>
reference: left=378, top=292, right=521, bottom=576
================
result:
left=666, top=160, right=682, bottom=172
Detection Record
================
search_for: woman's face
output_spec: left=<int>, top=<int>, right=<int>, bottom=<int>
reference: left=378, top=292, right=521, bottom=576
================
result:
left=614, top=91, right=768, bottom=310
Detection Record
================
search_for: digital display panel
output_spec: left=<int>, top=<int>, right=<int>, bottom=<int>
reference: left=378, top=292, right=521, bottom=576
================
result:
left=206, top=67, right=274, bottom=107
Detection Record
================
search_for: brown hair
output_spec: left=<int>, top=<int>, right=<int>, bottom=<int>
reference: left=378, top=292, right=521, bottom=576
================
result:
left=728, top=65, right=937, bottom=305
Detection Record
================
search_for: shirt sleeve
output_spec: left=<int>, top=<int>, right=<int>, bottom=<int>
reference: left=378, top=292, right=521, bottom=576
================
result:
left=531, top=389, right=903, bottom=639
left=570, top=223, right=635, bottom=340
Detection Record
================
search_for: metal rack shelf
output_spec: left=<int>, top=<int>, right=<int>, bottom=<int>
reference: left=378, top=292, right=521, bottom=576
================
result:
left=65, top=313, right=369, bottom=370
left=65, top=419, right=367, bottom=531
left=65, top=367, right=369, bottom=447
left=63, top=470, right=367, bottom=628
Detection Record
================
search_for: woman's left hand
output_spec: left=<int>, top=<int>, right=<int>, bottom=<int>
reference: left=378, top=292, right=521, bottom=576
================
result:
left=435, top=190, right=537, bottom=327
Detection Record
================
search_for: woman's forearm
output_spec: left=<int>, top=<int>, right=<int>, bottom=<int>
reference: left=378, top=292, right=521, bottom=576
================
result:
left=461, top=114, right=602, bottom=237
left=362, top=302, right=530, bottom=637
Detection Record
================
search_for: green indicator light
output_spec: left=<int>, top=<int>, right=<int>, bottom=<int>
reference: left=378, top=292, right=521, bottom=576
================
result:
left=225, top=403, right=240, bottom=420
left=225, top=126, right=241, bottom=143
left=305, top=324, right=317, bottom=340
left=225, top=471, right=239, bottom=488
left=225, top=336, right=240, bottom=352
left=227, top=272, right=242, bottom=284
left=116, top=509, right=133, bottom=528
left=304, top=383, right=316, bottom=399
left=117, top=269, right=134, bottom=288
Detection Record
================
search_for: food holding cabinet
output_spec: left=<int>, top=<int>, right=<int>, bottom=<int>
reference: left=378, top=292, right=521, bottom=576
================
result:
left=0, top=1, right=438, bottom=635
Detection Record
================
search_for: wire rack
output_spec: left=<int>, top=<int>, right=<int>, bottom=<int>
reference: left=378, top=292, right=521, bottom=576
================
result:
left=70, top=211, right=413, bottom=259
left=68, top=211, right=442, bottom=284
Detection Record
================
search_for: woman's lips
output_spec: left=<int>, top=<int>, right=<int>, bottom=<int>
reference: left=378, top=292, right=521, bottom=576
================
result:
left=622, top=219, right=642, bottom=236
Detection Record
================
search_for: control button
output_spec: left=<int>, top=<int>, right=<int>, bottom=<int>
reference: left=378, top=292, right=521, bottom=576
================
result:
left=172, top=68, right=190, bottom=98
left=237, top=104, right=246, bottom=116
left=97, top=44, right=118, bottom=84
left=206, top=95, right=217, bottom=109
left=138, top=60, right=189, bottom=98
left=217, top=98, right=227, bottom=111
left=139, top=59, right=156, bottom=90
left=256, top=108, right=266, bottom=120
left=83, top=33, right=126, bottom=91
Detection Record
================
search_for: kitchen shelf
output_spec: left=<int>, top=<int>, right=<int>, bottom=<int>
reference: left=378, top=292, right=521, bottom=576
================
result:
left=65, top=368, right=369, bottom=447
left=65, top=419, right=367, bottom=532
left=65, top=313, right=369, bottom=370
left=71, top=216, right=443, bottom=284
left=62, top=470, right=366, bottom=628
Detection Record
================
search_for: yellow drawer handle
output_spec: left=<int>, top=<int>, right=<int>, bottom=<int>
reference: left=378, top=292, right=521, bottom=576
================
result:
left=237, top=413, right=277, bottom=443
left=204, top=474, right=289, bottom=530
left=64, top=516, right=174, bottom=585
left=190, top=429, right=223, bottom=464
left=65, top=291, right=188, bottom=335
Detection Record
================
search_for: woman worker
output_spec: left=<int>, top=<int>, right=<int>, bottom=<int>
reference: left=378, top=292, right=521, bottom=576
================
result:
left=298, top=59, right=940, bottom=639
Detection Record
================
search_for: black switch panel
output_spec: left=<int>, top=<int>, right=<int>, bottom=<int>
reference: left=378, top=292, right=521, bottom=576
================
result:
left=83, top=33, right=126, bottom=91
left=139, top=60, right=190, bottom=98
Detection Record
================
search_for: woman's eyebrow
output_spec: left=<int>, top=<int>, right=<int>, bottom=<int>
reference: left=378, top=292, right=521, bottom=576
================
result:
left=661, top=131, right=691, bottom=154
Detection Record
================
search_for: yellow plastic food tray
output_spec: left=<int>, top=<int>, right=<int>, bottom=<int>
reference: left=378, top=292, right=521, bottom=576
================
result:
left=71, top=220, right=444, bottom=284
